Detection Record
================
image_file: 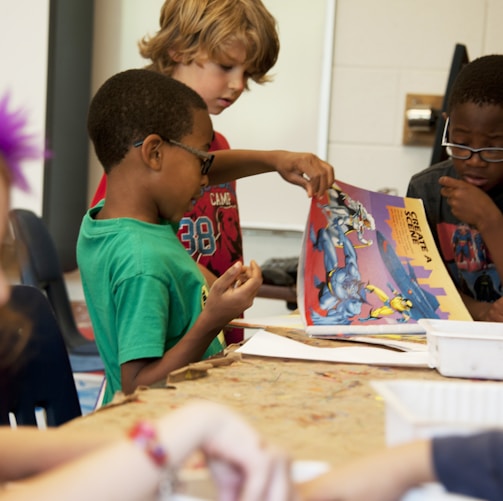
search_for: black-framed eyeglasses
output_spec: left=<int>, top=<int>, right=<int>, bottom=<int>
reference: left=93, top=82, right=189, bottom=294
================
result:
left=134, top=136, right=214, bottom=175
left=441, top=117, right=503, bottom=163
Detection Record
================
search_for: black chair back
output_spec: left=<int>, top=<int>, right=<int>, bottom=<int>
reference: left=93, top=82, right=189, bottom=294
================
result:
left=0, top=285, right=82, bottom=426
left=8, top=209, right=104, bottom=371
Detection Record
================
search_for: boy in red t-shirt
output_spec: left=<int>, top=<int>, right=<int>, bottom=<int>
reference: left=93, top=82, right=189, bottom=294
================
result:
left=91, top=0, right=334, bottom=343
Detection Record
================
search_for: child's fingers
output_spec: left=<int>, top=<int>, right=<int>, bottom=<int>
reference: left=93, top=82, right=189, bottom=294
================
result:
left=212, top=261, right=262, bottom=294
left=247, top=260, right=262, bottom=280
left=439, top=175, right=464, bottom=188
left=239, top=261, right=262, bottom=288
left=211, top=262, right=243, bottom=294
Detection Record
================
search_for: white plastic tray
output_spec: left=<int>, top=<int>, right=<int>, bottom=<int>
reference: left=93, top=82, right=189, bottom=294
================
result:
left=371, top=379, right=503, bottom=446
left=419, top=318, right=503, bottom=380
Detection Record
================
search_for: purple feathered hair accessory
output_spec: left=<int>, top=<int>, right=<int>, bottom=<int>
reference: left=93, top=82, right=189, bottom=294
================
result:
left=0, top=92, right=45, bottom=192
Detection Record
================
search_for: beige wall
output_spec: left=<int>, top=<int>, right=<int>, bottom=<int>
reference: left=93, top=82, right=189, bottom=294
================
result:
left=5, top=1, right=501, bottom=226
left=89, top=0, right=503, bottom=231
left=329, top=0, right=503, bottom=196
left=89, top=0, right=333, bottom=231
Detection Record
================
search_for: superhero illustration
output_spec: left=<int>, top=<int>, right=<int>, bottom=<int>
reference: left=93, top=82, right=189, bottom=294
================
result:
left=376, top=231, right=440, bottom=320
left=360, top=283, right=413, bottom=323
left=438, top=222, right=501, bottom=301
left=473, top=271, right=501, bottom=302
left=451, top=223, right=474, bottom=267
left=319, top=186, right=375, bottom=247
left=309, top=222, right=367, bottom=325
left=472, top=231, right=487, bottom=266
left=301, top=179, right=473, bottom=332
left=211, top=206, right=242, bottom=274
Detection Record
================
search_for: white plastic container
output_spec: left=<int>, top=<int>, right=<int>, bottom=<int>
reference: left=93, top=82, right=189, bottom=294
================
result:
left=419, top=318, right=503, bottom=380
left=371, top=379, right=503, bottom=446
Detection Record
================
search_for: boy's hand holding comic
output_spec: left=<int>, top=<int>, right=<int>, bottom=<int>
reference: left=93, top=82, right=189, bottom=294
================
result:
left=270, top=151, right=335, bottom=198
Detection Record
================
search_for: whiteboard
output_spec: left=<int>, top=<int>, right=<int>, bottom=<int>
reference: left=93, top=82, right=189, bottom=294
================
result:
left=212, top=0, right=335, bottom=231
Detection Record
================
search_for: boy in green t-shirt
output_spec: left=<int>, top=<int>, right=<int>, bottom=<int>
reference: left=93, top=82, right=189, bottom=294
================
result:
left=78, top=69, right=262, bottom=403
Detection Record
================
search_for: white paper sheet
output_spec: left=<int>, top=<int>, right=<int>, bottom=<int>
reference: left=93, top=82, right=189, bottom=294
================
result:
left=236, top=330, right=430, bottom=368
left=230, top=314, right=304, bottom=329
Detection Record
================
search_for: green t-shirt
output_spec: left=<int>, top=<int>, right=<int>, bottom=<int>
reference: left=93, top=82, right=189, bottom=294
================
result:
left=77, top=203, right=224, bottom=404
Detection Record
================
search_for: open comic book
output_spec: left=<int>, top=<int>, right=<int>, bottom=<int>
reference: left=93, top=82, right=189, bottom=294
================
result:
left=298, top=180, right=472, bottom=335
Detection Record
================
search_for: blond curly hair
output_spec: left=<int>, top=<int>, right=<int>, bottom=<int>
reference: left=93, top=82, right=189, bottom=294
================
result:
left=139, top=0, right=279, bottom=88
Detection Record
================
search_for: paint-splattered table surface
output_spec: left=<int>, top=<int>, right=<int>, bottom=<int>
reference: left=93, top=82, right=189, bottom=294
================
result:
left=65, top=329, right=459, bottom=466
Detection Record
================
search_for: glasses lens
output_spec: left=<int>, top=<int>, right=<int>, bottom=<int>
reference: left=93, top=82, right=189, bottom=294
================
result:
left=446, top=145, right=471, bottom=160
left=481, top=149, right=503, bottom=162
left=446, top=145, right=503, bottom=162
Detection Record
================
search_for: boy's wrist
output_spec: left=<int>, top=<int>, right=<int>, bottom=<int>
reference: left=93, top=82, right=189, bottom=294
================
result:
left=128, top=420, right=178, bottom=496
left=474, top=203, right=503, bottom=234
left=192, top=309, right=226, bottom=339
left=393, top=440, right=435, bottom=491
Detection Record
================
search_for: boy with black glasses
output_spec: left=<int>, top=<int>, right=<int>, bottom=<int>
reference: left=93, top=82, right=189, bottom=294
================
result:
left=78, top=70, right=262, bottom=404
left=407, top=55, right=503, bottom=322
left=90, top=0, right=334, bottom=345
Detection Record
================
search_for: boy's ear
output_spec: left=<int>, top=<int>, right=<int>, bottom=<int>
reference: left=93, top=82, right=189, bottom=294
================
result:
left=168, top=49, right=183, bottom=62
left=137, top=134, right=164, bottom=171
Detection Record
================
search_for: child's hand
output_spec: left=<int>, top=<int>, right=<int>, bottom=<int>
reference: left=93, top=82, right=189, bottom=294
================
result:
left=460, top=293, right=503, bottom=322
left=477, top=297, right=503, bottom=323
left=272, top=151, right=335, bottom=198
left=204, top=260, right=262, bottom=326
left=297, top=440, right=433, bottom=501
left=439, top=176, right=498, bottom=228
left=158, top=401, right=296, bottom=501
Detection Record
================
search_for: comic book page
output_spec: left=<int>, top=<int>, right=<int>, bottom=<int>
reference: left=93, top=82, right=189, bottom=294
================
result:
left=298, top=180, right=472, bottom=335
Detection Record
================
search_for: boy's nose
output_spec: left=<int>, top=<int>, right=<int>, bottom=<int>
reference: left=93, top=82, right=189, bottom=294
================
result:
left=229, top=74, right=246, bottom=93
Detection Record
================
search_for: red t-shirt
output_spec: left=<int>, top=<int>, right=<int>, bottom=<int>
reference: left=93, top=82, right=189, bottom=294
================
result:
left=177, top=132, right=243, bottom=277
left=90, top=171, right=107, bottom=208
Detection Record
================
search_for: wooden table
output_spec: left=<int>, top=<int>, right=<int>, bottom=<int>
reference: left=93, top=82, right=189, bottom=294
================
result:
left=64, top=329, right=457, bottom=467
